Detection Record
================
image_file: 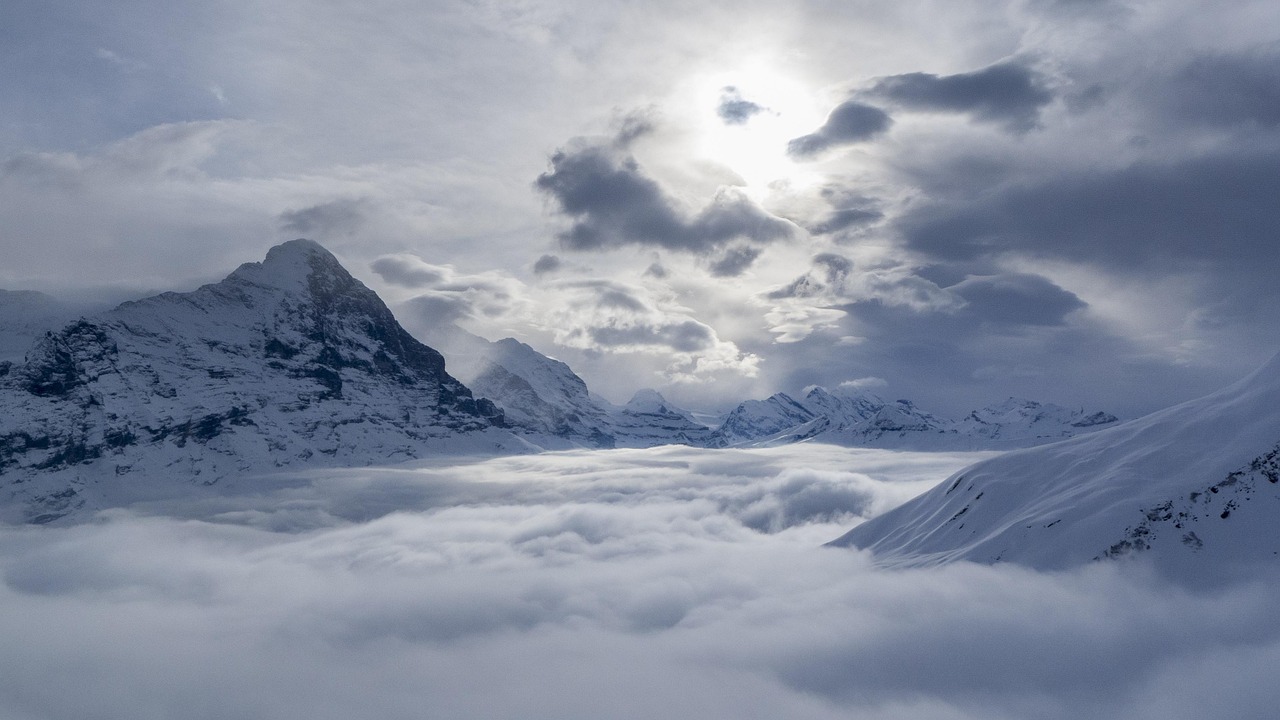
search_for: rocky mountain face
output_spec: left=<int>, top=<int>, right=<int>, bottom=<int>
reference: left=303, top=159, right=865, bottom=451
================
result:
left=830, top=351, right=1280, bottom=584
left=0, top=240, right=517, bottom=524
left=706, top=386, right=1118, bottom=450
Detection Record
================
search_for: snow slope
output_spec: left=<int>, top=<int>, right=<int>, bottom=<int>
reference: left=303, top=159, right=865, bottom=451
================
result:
left=830, top=351, right=1280, bottom=582
left=0, top=240, right=522, bottom=524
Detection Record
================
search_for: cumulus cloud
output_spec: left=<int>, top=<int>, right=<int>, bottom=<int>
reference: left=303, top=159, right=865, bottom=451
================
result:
left=543, top=279, right=758, bottom=380
left=3, top=446, right=1280, bottom=720
left=372, top=254, right=530, bottom=333
left=787, top=101, right=893, bottom=159
left=535, top=137, right=793, bottom=262
left=864, top=60, right=1055, bottom=132
left=716, top=86, right=766, bottom=125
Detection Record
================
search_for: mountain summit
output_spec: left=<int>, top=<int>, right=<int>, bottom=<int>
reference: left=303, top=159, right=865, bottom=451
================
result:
left=0, top=239, right=513, bottom=523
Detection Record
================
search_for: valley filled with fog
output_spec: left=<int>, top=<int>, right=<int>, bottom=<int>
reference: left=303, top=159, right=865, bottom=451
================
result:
left=3, top=445, right=1278, bottom=720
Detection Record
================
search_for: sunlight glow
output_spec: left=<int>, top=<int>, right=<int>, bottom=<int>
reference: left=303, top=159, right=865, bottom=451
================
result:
left=688, top=62, right=829, bottom=196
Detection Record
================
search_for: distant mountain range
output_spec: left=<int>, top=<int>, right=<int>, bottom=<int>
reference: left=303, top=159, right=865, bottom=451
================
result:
left=0, top=240, right=1117, bottom=523
left=707, top=387, right=1117, bottom=450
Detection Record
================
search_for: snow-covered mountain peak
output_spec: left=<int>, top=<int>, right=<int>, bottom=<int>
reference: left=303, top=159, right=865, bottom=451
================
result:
left=225, top=238, right=339, bottom=294
left=0, top=240, right=516, bottom=523
left=624, top=388, right=670, bottom=413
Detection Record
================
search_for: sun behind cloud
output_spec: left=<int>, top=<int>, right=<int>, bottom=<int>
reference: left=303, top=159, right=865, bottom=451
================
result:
left=687, top=63, right=828, bottom=195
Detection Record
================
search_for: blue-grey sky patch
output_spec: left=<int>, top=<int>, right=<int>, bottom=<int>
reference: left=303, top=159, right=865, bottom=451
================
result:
left=1164, top=49, right=1280, bottom=129
left=897, top=150, right=1280, bottom=275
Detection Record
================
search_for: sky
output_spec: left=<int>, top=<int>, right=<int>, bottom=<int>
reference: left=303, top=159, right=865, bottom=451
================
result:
left=4, top=445, right=1280, bottom=720
left=3, top=0, right=1280, bottom=417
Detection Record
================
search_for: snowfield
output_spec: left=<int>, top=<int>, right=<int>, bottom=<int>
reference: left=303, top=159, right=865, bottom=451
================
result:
left=2, top=444, right=1280, bottom=720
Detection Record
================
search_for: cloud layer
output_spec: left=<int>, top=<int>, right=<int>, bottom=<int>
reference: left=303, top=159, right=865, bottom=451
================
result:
left=3, top=446, right=1280, bottom=719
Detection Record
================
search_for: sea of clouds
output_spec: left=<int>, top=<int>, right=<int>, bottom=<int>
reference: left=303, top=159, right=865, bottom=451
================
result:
left=2, top=445, right=1278, bottom=719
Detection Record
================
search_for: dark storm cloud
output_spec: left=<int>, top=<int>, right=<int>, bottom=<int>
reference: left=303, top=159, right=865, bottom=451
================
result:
left=807, top=207, right=883, bottom=235
left=951, top=273, right=1086, bottom=326
left=589, top=320, right=715, bottom=353
left=1165, top=49, right=1280, bottom=129
left=897, top=150, right=1280, bottom=275
left=716, top=86, right=765, bottom=125
left=865, top=61, right=1054, bottom=132
left=532, top=254, right=562, bottom=275
left=536, top=140, right=793, bottom=255
left=787, top=101, right=892, bottom=159
left=708, top=244, right=761, bottom=277
left=279, top=198, right=367, bottom=237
